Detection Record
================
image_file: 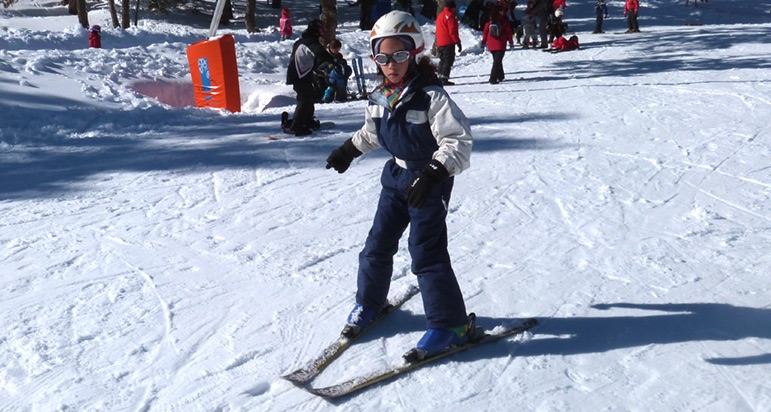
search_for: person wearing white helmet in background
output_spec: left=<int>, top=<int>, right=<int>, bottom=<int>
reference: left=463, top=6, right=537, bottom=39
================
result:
left=325, top=10, right=475, bottom=360
left=547, top=7, right=566, bottom=45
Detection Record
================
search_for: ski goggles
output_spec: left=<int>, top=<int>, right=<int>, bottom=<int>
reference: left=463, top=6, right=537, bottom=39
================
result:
left=373, top=50, right=412, bottom=65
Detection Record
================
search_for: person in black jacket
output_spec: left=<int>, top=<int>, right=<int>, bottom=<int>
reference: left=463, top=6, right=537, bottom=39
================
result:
left=285, top=19, right=335, bottom=135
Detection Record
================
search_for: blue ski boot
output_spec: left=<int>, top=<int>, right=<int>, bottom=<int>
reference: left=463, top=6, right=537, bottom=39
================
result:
left=403, top=314, right=477, bottom=362
left=341, top=303, right=380, bottom=339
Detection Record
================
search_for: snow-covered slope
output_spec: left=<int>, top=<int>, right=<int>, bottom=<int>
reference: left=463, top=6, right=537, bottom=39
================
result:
left=1, top=0, right=770, bottom=410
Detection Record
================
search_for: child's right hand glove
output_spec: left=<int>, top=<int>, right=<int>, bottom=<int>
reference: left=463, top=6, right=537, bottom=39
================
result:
left=326, top=138, right=362, bottom=173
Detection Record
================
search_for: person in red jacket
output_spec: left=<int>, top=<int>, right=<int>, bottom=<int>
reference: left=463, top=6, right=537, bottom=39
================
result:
left=88, top=25, right=101, bottom=49
left=480, top=5, right=513, bottom=84
left=624, top=0, right=640, bottom=33
left=434, top=1, right=462, bottom=85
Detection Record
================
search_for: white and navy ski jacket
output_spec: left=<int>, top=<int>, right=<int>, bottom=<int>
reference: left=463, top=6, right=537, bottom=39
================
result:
left=351, top=77, right=472, bottom=176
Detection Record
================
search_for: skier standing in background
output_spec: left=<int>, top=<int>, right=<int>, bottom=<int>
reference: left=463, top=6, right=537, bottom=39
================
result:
left=434, top=1, right=462, bottom=85
left=480, top=5, right=514, bottom=84
left=593, top=0, right=608, bottom=34
left=624, top=0, right=640, bottom=32
left=532, top=0, right=550, bottom=48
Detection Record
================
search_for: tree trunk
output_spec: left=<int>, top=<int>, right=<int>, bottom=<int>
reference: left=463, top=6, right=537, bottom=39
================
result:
left=219, top=0, right=234, bottom=26
left=359, top=0, right=374, bottom=30
left=320, top=0, right=337, bottom=45
left=244, top=0, right=257, bottom=33
left=121, top=0, right=130, bottom=28
left=77, top=0, right=89, bottom=28
left=67, top=0, right=77, bottom=15
left=108, top=0, right=120, bottom=28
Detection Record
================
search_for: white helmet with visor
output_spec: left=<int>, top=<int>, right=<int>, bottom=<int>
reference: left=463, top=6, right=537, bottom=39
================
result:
left=369, top=11, right=425, bottom=59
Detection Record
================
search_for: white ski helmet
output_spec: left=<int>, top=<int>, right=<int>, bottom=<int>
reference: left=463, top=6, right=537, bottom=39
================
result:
left=555, top=8, right=564, bottom=17
left=369, top=11, right=425, bottom=57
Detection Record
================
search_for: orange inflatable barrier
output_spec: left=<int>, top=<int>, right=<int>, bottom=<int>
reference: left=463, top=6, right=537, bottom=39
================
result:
left=186, top=34, right=241, bottom=113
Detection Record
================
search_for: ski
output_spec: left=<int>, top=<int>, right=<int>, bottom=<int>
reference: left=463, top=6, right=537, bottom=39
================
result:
left=307, top=317, right=538, bottom=398
left=351, top=57, right=363, bottom=97
left=281, top=285, right=420, bottom=385
left=350, top=56, right=367, bottom=99
left=356, top=56, right=366, bottom=98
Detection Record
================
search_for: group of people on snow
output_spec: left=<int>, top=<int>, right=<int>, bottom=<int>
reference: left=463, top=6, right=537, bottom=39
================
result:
left=277, top=0, right=641, bottom=107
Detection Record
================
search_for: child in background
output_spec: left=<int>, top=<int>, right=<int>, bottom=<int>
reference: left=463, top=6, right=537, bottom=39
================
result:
left=521, top=1, right=538, bottom=49
left=279, top=8, right=293, bottom=41
left=481, top=5, right=514, bottom=84
left=547, top=8, right=565, bottom=45
left=88, top=25, right=101, bottom=48
left=322, top=39, right=353, bottom=102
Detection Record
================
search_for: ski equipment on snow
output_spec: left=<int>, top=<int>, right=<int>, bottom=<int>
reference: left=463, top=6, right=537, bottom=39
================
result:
left=281, top=285, right=420, bottom=384
left=350, top=56, right=367, bottom=98
left=306, top=317, right=538, bottom=398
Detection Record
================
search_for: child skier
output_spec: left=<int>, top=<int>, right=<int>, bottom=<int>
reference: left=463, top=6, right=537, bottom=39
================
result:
left=279, top=8, right=293, bottom=41
left=481, top=5, right=514, bottom=84
left=88, top=25, right=101, bottom=48
left=325, top=11, right=475, bottom=361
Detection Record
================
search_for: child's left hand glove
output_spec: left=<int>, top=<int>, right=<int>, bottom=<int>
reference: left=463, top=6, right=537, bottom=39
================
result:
left=406, top=160, right=449, bottom=208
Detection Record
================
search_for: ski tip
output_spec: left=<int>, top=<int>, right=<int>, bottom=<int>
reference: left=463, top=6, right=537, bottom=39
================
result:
left=307, top=387, right=340, bottom=398
left=281, top=373, right=311, bottom=385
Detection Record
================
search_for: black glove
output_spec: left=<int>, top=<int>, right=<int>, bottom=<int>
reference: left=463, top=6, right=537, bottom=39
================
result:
left=326, top=138, right=362, bottom=173
left=457, top=42, right=462, bottom=53
left=406, top=160, right=450, bottom=208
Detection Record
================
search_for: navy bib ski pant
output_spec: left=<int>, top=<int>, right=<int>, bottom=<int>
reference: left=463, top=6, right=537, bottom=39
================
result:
left=356, top=159, right=468, bottom=329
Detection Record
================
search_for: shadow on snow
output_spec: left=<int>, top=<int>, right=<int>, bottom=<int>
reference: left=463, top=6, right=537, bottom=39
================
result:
left=315, top=301, right=770, bottom=401
left=1, top=95, right=561, bottom=199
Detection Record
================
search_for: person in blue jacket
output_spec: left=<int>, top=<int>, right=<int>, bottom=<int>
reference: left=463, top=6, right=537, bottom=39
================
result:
left=593, top=0, right=608, bottom=34
left=322, top=39, right=353, bottom=102
left=325, top=11, right=474, bottom=360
